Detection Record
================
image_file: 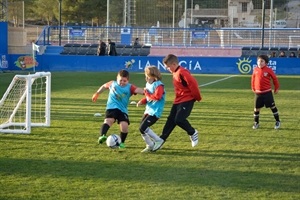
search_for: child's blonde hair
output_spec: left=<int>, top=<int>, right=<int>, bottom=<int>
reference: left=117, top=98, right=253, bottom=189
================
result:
left=145, top=66, right=162, bottom=81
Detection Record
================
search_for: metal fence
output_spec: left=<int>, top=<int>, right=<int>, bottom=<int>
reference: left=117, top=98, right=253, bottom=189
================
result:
left=37, top=26, right=300, bottom=49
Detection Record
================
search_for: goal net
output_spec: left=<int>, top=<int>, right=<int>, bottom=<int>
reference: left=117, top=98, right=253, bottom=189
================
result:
left=0, top=72, right=51, bottom=134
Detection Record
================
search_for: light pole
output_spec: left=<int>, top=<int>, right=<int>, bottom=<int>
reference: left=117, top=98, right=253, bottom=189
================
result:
left=261, top=0, right=266, bottom=48
left=59, top=0, right=62, bottom=46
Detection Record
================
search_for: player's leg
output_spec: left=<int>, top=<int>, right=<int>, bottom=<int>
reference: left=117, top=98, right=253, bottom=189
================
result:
left=98, top=109, right=117, bottom=144
left=98, top=118, right=115, bottom=144
left=173, top=100, right=198, bottom=147
left=160, top=104, right=177, bottom=141
left=117, top=111, right=130, bottom=148
left=253, top=94, right=263, bottom=129
left=153, top=104, right=177, bottom=151
left=174, top=100, right=195, bottom=134
left=265, top=92, right=280, bottom=129
left=139, top=115, right=159, bottom=152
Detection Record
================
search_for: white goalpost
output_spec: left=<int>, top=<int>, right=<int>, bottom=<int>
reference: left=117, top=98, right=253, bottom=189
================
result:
left=0, top=72, right=51, bottom=134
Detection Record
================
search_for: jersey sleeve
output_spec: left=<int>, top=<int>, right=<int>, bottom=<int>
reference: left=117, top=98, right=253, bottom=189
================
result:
left=269, top=68, right=280, bottom=91
left=130, top=84, right=138, bottom=95
left=145, top=85, right=164, bottom=101
left=139, top=97, right=147, bottom=104
left=181, top=70, right=202, bottom=101
left=104, top=80, right=113, bottom=88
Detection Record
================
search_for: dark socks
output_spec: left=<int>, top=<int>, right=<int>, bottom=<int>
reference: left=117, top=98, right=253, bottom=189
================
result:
left=254, top=111, right=260, bottom=123
left=271, top=107, right=280, bottom=121
left=120, top=132, right=128, bottom=143
left=100, top=123, right=110, bottom=136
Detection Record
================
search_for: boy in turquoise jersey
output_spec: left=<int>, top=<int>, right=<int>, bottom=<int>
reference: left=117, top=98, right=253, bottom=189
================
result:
left=137, top=66, right=166, bottom=152
left=92, top=70, right=144, bottom=148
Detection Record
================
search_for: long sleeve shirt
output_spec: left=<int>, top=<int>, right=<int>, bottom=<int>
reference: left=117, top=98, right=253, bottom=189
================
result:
left=172, top=66, right=202, bottom=104
left=251, top=66, right=280, bottom=94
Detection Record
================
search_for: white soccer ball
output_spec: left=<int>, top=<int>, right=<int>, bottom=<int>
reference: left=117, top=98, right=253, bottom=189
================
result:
left=106, top=134, right=121, bottom=149
left=94, top=113, right=102, bottom=117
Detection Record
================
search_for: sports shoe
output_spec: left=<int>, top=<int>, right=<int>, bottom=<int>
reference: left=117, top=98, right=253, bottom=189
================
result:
left=141, top=145, right=153, bottom=153
left=252, top=122, right=259, bottom=129
left=274, top=121, right=281, bottom=129
left=98, top=135, right=107, bottom=144
left=152, top=139, right=164, bottom=152
left=119, top=143, right=125, bottom=149
left=190, top=130, right=198, bottom=147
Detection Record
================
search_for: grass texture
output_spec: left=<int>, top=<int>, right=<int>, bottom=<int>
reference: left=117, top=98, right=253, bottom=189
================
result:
left=0, top=72, right=299, bottom=200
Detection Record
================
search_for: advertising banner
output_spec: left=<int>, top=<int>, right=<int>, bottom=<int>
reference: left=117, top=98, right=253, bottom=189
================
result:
left=5, top=55, right=300, bottom=75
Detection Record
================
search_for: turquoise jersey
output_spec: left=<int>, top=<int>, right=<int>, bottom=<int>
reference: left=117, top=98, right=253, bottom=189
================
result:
left=106, top=81, right=132, bottom=114
left=145, top=80, right=165, bottom=118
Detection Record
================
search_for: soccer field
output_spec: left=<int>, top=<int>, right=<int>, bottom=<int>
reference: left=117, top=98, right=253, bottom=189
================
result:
left=0, top=72, right=299, bottom=199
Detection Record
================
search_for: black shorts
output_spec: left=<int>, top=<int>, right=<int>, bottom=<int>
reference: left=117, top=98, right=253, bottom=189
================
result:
left=254, top=91, right=275, bottom=108
left=105, top=109, right=130, bottom=124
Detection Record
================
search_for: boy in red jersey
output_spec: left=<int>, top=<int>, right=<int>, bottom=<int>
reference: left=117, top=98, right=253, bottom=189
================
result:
left=251, top=55, right=281, bottom=130
left=153, top=54, right=202, bottom=151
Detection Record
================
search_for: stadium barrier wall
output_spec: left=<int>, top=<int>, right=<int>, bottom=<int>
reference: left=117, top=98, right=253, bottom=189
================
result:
left=3, top=54, right=300, bottom=75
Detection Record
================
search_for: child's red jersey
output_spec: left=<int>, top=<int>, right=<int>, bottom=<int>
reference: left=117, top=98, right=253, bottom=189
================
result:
left=172, top=66, right=202, bottom=104
left=251, top=66, right=279, bottom=94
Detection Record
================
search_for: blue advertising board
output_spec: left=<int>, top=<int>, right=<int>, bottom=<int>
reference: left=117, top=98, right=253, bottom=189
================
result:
left=4, top=54, right=300, bottom=75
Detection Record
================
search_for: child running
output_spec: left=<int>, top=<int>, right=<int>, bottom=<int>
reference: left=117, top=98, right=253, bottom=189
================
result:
left=137, top=66, right=166, bottom=152
left=92, top=69, right=144, bottom=148
left=153, top=54, right=202, bottom=151
left=251, top=55, right=281, bottom=129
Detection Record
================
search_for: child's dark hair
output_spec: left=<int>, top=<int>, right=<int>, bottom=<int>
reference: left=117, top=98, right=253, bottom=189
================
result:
left=163, top=54, right=179, bottom=65
left=118, top=69, right=129, bottom=78
left=257, top=55, right=269, bottom=64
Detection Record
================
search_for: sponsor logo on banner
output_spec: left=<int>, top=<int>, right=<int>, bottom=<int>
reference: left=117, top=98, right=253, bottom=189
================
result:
left=14, top=56, right=38, bottom=70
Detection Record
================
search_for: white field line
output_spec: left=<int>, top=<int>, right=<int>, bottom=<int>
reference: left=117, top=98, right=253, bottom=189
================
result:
left=199, top=75, right=239, bottom=87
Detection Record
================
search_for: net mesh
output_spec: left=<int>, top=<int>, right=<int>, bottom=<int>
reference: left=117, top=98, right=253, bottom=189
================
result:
left=0, top=74, right=48, bottom=133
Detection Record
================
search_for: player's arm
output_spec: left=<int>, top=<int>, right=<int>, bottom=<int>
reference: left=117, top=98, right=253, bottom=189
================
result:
left=182, top=72, right=202, bottom=101
left=137, top=97, right=147, bottom=107
left=270, top=69, right=280, bottom=94
left=251, top=71, right=256, bottom=92
left=131, top=85, right=144, bottom=95
left=92, top=81, right=112, bottom=102
left=144, top=85, right=164, bottom=101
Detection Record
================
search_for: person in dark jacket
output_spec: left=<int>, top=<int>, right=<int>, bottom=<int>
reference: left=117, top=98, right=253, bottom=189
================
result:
left=107, top=39, right=117, bottom=56
left=97, top=40, right=107, bottom=56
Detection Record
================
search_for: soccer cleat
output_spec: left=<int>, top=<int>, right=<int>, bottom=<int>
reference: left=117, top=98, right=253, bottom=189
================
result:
left=152, top=139, right=164, bottom=152
left=252, top=122, right=259, bottom=129
left=119, top=143, right=125, bottom=149
left=98, top=135, right=107, bottom=144
left=274, top=121, right=281, bottom=129
left=190, top=130, right=198, bottom=147
left=141, top=145, right=153, bottom=153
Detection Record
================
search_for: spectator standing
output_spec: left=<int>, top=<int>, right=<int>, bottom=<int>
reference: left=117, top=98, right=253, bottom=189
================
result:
left=133, top=38, right=140, bottom=47
left=107, top=39, right=117, bottom=56
left=97, top=40, right=107, bottom=56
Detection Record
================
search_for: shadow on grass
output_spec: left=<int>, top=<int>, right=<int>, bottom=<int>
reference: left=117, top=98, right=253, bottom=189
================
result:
left=155, top=148, right=300, bottom=162
left=0, top=155, right=299, bottom=193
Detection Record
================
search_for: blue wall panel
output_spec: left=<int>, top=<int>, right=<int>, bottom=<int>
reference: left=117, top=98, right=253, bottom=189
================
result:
left=6, top=54, right=300, bottom=75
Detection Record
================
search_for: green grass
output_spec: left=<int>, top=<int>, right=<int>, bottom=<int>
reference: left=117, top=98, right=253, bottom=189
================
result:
left=0, top=72, right=299, bottom=200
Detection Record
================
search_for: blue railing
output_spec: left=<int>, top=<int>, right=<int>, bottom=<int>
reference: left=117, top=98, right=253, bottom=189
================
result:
left=36, top=26, right=300, bottom=49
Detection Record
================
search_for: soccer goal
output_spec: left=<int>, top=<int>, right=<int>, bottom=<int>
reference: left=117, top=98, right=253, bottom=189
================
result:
left=0, top=72, right=51, bottom=134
